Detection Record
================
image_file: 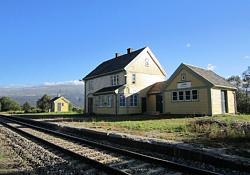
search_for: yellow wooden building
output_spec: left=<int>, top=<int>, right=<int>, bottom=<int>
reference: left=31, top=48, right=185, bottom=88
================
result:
left=163, top=63, right=237, bottom=115
left=50, top=96, right=70, bottom=112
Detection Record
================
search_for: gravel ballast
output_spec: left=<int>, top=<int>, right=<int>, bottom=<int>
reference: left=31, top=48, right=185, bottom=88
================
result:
left=0, top=123, right=100, bottom=175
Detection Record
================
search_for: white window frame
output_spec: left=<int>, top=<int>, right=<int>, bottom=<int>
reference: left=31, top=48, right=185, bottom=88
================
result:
left=172, top=91, right=178, bottom=101
left=185, top=90, right=191, bottom=101
left=171, top=89, right=199, bottom=102
left=111, top=74, right=119, bottom=86
left=119, top=94, right=126, bottom=107
left=130, top=94, right=138, bottom=107
left=192, top=90, right=198, bottom=101
left=98, top=95, right=112, bottom=107
left=178, top=91, right=184, bottom=101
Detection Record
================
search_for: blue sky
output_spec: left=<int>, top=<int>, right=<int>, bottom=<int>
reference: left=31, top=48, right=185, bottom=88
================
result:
left=0, top=0, right=249, bottom=86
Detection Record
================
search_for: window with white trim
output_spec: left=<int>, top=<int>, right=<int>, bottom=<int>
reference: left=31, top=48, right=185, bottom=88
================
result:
left=172, top=90, right=199, bottom=102
left=98, top=95, right=112, bottom=107
left=192, top=90, right=198, bottom=100
left=185, top=90, right=191, bottom=101
left=132, top=73, right=136, bottom=84
left=178, top=91, right=184, bottom=101
left=172, top=91, right=178, bottom=101
left=111, top=75, right=119, bottom=86
left=130, top=94, right=138, bottom=107
left=119, top=94, right=126, bottom=107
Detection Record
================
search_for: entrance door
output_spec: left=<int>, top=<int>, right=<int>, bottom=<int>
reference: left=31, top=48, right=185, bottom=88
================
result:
left=141, top=97, right=147, bottom=113
left=57, top=103, right=62, bottom=112
left=156, top=95, right=163, bottom=113
left=221, top=90, right=228, bottom=113
left=88, top=98, right=93, bottom=114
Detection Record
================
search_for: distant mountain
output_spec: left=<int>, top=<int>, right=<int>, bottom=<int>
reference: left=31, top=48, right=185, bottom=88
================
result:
left=0, top=82, right=85, bottom=108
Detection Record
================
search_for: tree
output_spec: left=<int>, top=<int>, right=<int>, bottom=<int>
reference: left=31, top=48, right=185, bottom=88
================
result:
left=36, top=94, right=51, bottom=112
left=227, top=76, right=242, bottom=89
left=22, top=101, right=31, bottom=113
left=227, top=76, right=250, bottom=114
left=0, top=97, right=21, bottom=111
left=0, top=102, right=1, bottom=112
left=69, top=103, right=73, bottom=111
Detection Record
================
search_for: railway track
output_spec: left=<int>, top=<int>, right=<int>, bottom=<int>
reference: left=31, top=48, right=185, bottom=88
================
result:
left=0, top=115, right=221, bottom=175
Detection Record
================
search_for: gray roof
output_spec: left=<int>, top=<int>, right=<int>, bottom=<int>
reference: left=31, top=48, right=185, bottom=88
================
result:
left=184, top=64, right=235, bottom=89
left=93, top=85, right=123, bottom=95
left=83, top=47, right=146, bottom=80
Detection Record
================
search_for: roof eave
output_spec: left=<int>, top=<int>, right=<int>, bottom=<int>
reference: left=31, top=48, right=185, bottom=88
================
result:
left=83, top=69, right=125, bottom=81
left=212, top=85, right=237, bottom=90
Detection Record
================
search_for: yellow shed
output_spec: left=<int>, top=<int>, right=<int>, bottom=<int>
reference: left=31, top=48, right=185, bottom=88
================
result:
left=50, top=96, right=70, bottom=112
left=163, top=63, right=237, bottom=116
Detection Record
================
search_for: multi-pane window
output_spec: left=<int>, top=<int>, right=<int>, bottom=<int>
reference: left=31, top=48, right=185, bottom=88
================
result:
left=185, top=90, right=191, bottom=101
left=132, top=74, right=136, bottom=84
left=172, top=92, right=178, bottom=101
left=119, top=94, right=126, bottom=107
left=98, top=95, right=112, bottom=107
left=111, top=75, right=119, bottom=86
left=172, top=90, right=198, bottom=102
left=192, top=90, right=198, bottom=100
left=130, top=94, right=138, bottom=106
left=178, top=91, right=184, bottom=101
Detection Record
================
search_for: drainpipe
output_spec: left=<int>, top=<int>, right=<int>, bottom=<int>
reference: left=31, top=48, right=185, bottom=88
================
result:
left=83, top=80, right=86, bottom=114
left=115, top=93, right=118, bottom=116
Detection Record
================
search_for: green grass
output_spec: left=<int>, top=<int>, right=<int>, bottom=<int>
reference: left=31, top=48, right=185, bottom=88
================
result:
left=19, top=111, right=80, bottom=115
left=70, top=114, right=249, bottom=158
left=82, top=114, right=249, bottom=133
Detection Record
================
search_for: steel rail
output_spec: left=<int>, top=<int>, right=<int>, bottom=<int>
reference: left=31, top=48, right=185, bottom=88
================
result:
left=1, top=115, right=222, bottom=175
left=0, top=118, right=130, bottom=175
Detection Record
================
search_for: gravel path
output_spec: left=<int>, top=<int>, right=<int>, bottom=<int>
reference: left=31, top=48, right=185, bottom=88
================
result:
left=0, top=123, right=104, bottom=175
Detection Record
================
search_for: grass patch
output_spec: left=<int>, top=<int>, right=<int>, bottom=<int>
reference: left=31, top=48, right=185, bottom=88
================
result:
left=53, top=114, right=250, bottom=158
left=19, top=112, right=80, bottom=115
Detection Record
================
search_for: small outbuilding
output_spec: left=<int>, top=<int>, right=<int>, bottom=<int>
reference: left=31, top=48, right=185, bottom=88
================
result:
left=50, top=96, right=70, bottom=112
left=163, top=63, right=237, bottom=115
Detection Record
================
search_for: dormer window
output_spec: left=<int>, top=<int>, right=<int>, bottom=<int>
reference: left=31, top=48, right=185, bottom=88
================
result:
left=111, top=74, right=119, bottom=86
left=181, top=73, right=186, bottom=81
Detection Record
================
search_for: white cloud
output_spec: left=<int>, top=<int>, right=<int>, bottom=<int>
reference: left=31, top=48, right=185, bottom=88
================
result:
left=43, top=80, right=84, bottom=86
left=244, top=55, right=249, bottom=59
left=207, top=64, right=216, bottom=71
left=186, top=43, right=191, bottom=48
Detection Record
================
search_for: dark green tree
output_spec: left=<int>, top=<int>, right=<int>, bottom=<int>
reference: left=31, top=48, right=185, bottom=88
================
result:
left=36, top=94, right=51, bottom=112
left=0, top=97, right=21, bottom=111
left=69, top=103, right=73, bottom=111
left=227, top=76, right=250, bottom=114
left=22, top=101, right=31, bottom=113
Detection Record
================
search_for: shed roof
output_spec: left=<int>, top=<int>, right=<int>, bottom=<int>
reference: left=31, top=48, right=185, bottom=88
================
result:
left=147, top=81, right=166, bottom=95
left=83, top=47, right=146, bottom=80
left=93, top=85, right=123, bottom=95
